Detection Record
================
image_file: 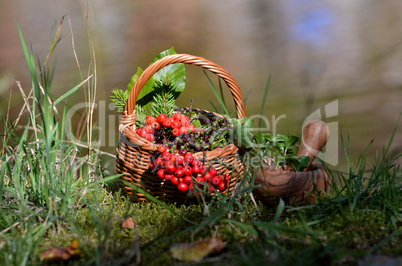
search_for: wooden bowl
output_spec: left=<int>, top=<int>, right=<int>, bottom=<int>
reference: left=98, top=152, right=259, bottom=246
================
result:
left=253, top=161, right=331, bottom=206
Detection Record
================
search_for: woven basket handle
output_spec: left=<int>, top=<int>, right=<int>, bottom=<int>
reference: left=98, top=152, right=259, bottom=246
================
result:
left=125, top=54, right=246, bottom=119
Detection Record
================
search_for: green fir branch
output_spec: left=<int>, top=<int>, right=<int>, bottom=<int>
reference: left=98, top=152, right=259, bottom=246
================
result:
left=151, top=79, right=178, bottom=117
left=110, top=88, right=128, bottom=113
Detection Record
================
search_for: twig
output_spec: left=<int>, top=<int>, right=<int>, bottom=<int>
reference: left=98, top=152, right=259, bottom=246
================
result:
left=249, top=192, right=259, bottom=211
left=364, top=182, right=382, bottom=202
left=67, top=16, right=81, bottom=71
left=15, top=81, right=33, bottom=127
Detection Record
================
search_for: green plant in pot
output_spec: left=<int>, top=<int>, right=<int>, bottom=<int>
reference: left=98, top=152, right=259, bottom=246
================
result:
left=252, top=120, right=331, bottom=206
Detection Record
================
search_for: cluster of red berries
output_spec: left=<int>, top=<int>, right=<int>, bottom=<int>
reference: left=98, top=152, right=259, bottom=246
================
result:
left=135, top=113, right=196, bottom=142
left=149, top=146, right=230, bottom=193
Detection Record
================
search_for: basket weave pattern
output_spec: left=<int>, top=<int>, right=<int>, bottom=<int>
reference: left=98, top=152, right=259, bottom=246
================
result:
left=116, top=54, right=246, bottom=203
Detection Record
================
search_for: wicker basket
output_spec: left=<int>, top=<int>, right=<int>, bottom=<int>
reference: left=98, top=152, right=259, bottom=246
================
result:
left=116, top=54, right=246, bottom=203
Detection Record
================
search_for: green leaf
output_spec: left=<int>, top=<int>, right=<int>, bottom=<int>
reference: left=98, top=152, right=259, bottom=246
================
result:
left=241, top=117, right=254, bottom=128
left=299, top=156, right=310, bottom=169
left=273, top=134, right=287, bottom=143
left=262, top=133, right=273, bottom=141
left=284, top=135, right=299, bottom=149
left=283, top=135, right=299, bottom=155
left=286, top=155, right=310, bottom=171
left=127, top=47, right=186, bottom=113
left=152, top=47, right=186, bottom=93
left=127, top=67, right=156, bottom=113
left=192, top=119, right=202, bottom=128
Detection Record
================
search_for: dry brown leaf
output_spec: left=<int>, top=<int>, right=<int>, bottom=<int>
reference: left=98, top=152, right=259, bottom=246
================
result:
left=170, top=237, right=226, bottom=262
left=40, top=240, right=81, bottom=262
left=122, top=217, right=135, bottom=229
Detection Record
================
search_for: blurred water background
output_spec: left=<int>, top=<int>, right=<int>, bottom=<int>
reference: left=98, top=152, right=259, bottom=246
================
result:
left=0, top=0, right=401, bottom=172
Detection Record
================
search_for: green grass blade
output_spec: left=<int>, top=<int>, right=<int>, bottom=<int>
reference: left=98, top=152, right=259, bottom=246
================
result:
left=242, top=88, right=253, bottom=107
left=368, top=231, right=402, bottom=254
left=203, top=70, right=229, bottom=116
left=53, top=74, right=93, bottom=106
left=273, top=198, right=285, bottom=224
left=17, top=21, right=52, bottom=149
left=16, top=22, right=39, bottom=96
left=218, top=78, right=226, bottom=114
left=208, top=100, right=219, bottom=113
left=252, top=221, right=322, bottom=237
left=258, top=75, right=271, bottom=141
left=0, top=160, right=6, bottom=199
left=384, top=113, right=401, bottom=155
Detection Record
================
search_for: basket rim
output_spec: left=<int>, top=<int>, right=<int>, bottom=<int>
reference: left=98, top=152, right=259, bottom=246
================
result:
left=119, top=107, right=231, bottom=150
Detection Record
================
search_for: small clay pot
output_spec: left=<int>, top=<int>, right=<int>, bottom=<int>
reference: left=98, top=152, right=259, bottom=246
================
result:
left=253, top=161, right=331, bottom=206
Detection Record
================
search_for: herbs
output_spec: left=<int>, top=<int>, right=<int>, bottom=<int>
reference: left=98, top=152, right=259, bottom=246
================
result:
left=253, top=133, right=310, bottom=171
left=219, top=117, right=310, bottom=171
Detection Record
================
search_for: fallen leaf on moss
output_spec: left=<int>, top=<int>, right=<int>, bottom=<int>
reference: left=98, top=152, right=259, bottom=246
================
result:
left=122, top=217, right=135, bottom=229
left=170, top=237, right=225, bottom=262
left=40, top=240, right=81, bottom=262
